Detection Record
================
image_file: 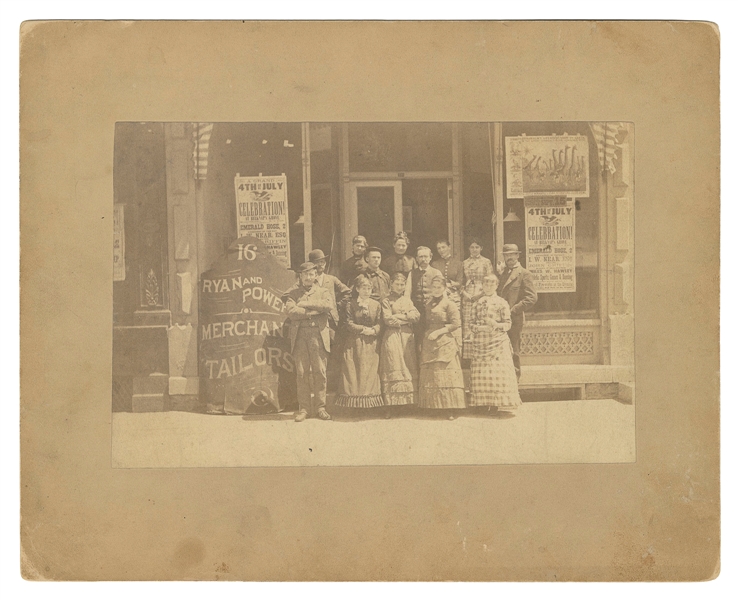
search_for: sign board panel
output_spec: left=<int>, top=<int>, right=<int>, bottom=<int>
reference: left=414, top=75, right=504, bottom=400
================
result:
left=199, top=236, right=298, bottom=414
left=113, top=204, right=125, bottom=281
left=235, top=174, right=291, bottom=267
left=524, top=197, right=576, bottom=293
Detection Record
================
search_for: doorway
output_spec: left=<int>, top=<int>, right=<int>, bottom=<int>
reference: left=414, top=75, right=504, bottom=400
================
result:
left=350, top=181, right=403, bottom=255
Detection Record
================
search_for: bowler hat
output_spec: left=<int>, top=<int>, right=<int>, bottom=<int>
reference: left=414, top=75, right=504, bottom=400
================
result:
left=295, top=261, right=317, bottom=273
left=308, top=249, right=329, bottom=262
left=502, top=243, right=520, bottom=254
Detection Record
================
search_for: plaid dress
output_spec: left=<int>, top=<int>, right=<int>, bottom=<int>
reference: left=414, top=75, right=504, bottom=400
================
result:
left=461, top=256, right=493, bottom=359
left=469, top=295, right=522, bottom=408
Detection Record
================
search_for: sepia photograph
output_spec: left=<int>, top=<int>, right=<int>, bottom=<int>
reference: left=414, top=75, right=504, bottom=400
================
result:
left=112, top=121, right=635, bottom=467
left=18, top=18, right=720, bottom=582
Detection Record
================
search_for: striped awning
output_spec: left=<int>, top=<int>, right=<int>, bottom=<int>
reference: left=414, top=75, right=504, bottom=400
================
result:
left=193, top=123, right=214, bottom=180
left=590, top=122, right=627, bottom=175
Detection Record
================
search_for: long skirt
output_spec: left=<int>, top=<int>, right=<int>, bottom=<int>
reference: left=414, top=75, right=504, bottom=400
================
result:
left=335, top=333, right=384, bottom=408
left=469, top=330, right=522, bottom=408
left=461, top=297, right=475, bottom=359
left=379, top=326, right=418, bottom=405
left=418, top=333, right=466, bottom=409
left=448, top=291, right=463, bottom=350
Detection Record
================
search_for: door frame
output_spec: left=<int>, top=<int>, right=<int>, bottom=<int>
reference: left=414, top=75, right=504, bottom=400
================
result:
left=345, top=180, right=403, bottom=257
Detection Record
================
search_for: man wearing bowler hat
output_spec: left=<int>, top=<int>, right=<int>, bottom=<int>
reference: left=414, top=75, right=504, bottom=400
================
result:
left=308, top=248, right=351, bottom=390
left=308, top=249, right=352, bottom=326
left=497, top=244, right=538, bottom=380
left=282, top=262, right=334, bottom=422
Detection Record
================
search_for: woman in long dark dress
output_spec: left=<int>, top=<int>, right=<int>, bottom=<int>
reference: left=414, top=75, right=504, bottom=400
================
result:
left=418, top=276, right=466, bottom=419
left=335, top=275, right=384, bottom=409
left=469, top=274, right=522, bottom=414
left=379, top=273, right=420, bottom=410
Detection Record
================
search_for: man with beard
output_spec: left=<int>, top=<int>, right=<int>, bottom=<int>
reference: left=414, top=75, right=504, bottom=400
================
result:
left=432, top=239, right=464, bottom=347
left=405, top=246, right=444, bottom=351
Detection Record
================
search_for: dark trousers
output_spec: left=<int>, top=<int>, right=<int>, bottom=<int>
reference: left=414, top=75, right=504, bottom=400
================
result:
left=412, top=298, right=426, bottom=356
left=326, top=326, right=341, bottom=392
left=293, top=327, right=328, bottom=415
left=507, top=319, right=524, bottom=380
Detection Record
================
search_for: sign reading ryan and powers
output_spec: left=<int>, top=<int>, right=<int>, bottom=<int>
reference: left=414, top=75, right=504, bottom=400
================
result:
left=524, top=197, right=576, bottom=293
left=199, top=236, right=298, bottom=414
left=235, top=174, right=291, bottom=267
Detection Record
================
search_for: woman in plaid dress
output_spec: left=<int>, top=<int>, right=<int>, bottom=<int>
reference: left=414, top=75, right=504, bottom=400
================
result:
left=461, top=239, right=494, bottom=359
left=469, top=274, right=522, bottom=413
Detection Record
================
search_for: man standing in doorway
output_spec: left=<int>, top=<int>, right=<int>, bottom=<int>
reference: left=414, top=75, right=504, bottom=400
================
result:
left=497, top=244, right=538, bottom=380
left=406, top=246, right=444, bottom=350
left=363, top=246, right=391, bottom=302
left=340, top=235, right=369, bottom=285
left=282, top=262, right=334, bottom=422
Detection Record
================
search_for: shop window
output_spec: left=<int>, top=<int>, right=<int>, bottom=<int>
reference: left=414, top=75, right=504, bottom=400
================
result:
left=348, top=123, right=452, bottom=172
left=401, top=179, right=449, bottom=252
left=501, top=122, right=600, bottom=319
left=309, top=124, right=340, bottom=265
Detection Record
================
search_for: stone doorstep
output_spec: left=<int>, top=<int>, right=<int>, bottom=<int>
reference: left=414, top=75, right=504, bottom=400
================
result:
left=518, top=364, right=634, bottom=386
left=132, top=374, right=168, bottom=394
left=132, top=392, right=167, bottom=413
left=168, top=376, right=199, bottom=396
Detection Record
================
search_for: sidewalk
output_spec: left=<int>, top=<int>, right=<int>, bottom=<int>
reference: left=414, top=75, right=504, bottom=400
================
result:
left=112, top=399, right=635, bottom=468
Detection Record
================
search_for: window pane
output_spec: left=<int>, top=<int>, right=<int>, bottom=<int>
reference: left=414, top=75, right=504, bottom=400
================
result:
left=348, top=123, right=452, bottom=172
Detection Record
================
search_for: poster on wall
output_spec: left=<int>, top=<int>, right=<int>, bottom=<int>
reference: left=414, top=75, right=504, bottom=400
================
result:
left=235, top=173, right=291, bottom=267
left=113, top=204, right=125, bottom=281
left=524, top=197, right=576, bottom=293
left=199, top=236, right=298, bottom=414
left=506, top=135, right=590, bottom=198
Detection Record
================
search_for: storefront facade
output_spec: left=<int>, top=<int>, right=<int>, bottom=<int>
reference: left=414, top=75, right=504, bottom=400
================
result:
left=113, top=121, right=634, bottom=411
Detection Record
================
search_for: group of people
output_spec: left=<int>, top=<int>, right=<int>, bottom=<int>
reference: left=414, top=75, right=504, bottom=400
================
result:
left=282, top=232, right=538, bottom=422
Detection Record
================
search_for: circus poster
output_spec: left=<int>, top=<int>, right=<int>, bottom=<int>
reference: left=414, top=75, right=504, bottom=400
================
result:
left=506, top=135, right=590, bottom=198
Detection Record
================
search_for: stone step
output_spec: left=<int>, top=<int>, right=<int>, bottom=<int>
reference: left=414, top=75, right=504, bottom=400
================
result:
left=132, top=392, right=167, bottom=413
left=132, top=374, right=168, bottom=395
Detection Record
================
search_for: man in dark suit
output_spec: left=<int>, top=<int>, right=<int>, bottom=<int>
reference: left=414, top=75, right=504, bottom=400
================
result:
left=497, top=244, right=538, bottom=380
left=363, top=246, right=391, bottom=302
left=282, top=262, right=334, bottom=422
left=405, top=246, right=444, bottom=352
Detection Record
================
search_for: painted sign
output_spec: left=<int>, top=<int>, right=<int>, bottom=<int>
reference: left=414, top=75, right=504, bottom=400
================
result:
left=524, top=197, right=576, bottom=293
left=199, top=236, right=298, bottom=414
left=506, top=135, right=590, bottom=198
left=113, top=204, right=125, bottom=281
left=235, top=174, right=291, bottom=267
